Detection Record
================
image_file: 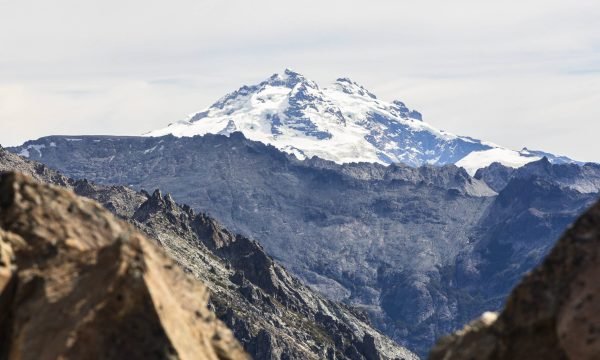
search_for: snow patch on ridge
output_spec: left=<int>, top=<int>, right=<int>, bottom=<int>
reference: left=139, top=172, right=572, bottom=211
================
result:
left=18, top=144, right=46, bottom=158
left=456, top=148, right=542, bottom=175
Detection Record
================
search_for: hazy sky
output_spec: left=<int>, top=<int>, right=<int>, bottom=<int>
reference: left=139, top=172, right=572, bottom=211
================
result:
left=1, top=0, right=599, bottom=161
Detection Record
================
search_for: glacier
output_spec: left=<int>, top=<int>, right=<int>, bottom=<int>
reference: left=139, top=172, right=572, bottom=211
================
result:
left=146, top=69, right=577, bottom=174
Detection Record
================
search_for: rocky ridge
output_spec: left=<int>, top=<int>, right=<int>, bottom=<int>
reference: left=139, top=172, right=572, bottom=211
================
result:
left=0, top=144, right=416, bottom=359
left=475, top=158, right=600, bottom=194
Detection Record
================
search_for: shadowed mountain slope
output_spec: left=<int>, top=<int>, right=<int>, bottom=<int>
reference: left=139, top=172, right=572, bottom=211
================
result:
left=430, top=196, right=600, bottom=360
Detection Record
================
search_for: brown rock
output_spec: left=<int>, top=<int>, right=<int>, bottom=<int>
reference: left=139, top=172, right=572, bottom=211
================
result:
left=0, top=172, right=248, bottom=360
left=429, top=199, right=600, bottom=360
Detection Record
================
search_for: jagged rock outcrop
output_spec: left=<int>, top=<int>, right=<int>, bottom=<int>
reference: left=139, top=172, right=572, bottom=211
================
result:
left=0, top=172, right=248, bottom=360
left=0, top=146, right=416, bottom=359
left=474, top=162, right=515, bottom=193
left=476, top=158, right=600, bottom=194
left=429, top=198, right=600, bottom=360
left=108, top=182, right=417, bottom=360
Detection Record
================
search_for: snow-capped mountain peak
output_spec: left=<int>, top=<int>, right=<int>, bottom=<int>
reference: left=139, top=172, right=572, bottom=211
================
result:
left=146, top=70, right=578, bottom=173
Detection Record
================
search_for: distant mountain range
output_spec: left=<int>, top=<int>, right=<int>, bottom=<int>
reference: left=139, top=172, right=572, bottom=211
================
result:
left=146, top=69, right=580, bottom=174
left=7, top=134, right=600, bottom=356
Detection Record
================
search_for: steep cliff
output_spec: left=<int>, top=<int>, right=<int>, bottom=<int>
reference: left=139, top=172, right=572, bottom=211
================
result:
left=430, top=198, right=600, bottom=359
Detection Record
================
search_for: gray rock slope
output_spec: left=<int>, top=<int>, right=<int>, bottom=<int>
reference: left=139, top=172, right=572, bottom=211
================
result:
left=8, top=134, right=600, bottom=356
left=430, top=189, right=600, bottom=360
left=0, top=144, right=416, bottom=360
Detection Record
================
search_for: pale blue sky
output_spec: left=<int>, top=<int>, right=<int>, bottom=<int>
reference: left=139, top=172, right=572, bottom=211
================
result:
left=1, top=0, right=599, bottom=161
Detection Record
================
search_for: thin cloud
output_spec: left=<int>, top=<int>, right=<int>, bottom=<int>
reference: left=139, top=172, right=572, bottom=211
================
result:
left=0, top=0, right=599, bottom=162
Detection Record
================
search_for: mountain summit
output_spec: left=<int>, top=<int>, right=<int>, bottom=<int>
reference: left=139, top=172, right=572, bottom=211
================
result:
left=146, top=69, right=577, bottom=173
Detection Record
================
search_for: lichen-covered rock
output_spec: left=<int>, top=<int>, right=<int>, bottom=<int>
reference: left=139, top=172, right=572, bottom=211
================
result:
left=429, top=199, right=600, bottom=360
left=0, top=172, right=248, bottom=360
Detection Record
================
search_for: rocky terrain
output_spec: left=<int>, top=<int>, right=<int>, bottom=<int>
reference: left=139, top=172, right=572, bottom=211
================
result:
left=0, top=145, right=416, bottom=359
left=0, top=171, right=247, bottom=360
left=8, top=134, right=600, bottom=356
left=429, top=195, right=600, bottom=360
left=475, top=158, right=600, bottom=194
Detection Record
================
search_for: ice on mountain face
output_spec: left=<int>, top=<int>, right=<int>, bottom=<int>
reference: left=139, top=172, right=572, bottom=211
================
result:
left=17, top=144, right=46, bottom=158
left=519, top=147, right=582, bottom=165
left=146, top=69, right=576, bottom=172
left=456, top=148, right=542, bottom=175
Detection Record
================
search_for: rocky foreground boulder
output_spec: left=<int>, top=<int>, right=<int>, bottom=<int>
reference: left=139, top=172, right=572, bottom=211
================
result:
left=429, top=199, right=600, bottom=359
left=0, top=172, right=248, bottom=360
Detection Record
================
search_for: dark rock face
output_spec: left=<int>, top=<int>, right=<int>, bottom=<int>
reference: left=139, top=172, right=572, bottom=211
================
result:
left=474, top=162, right=515, bottom=192
left=476, top=157, right=600, bottom=194
left=7, top=134, right=600, bottom=356
left=429, top=197, right=600, bottom=360
left=0, top=172, right=248, bottom=360
left=103, top=181, right=416, bottom=360
left=0, top=146, right=415, bottom=360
